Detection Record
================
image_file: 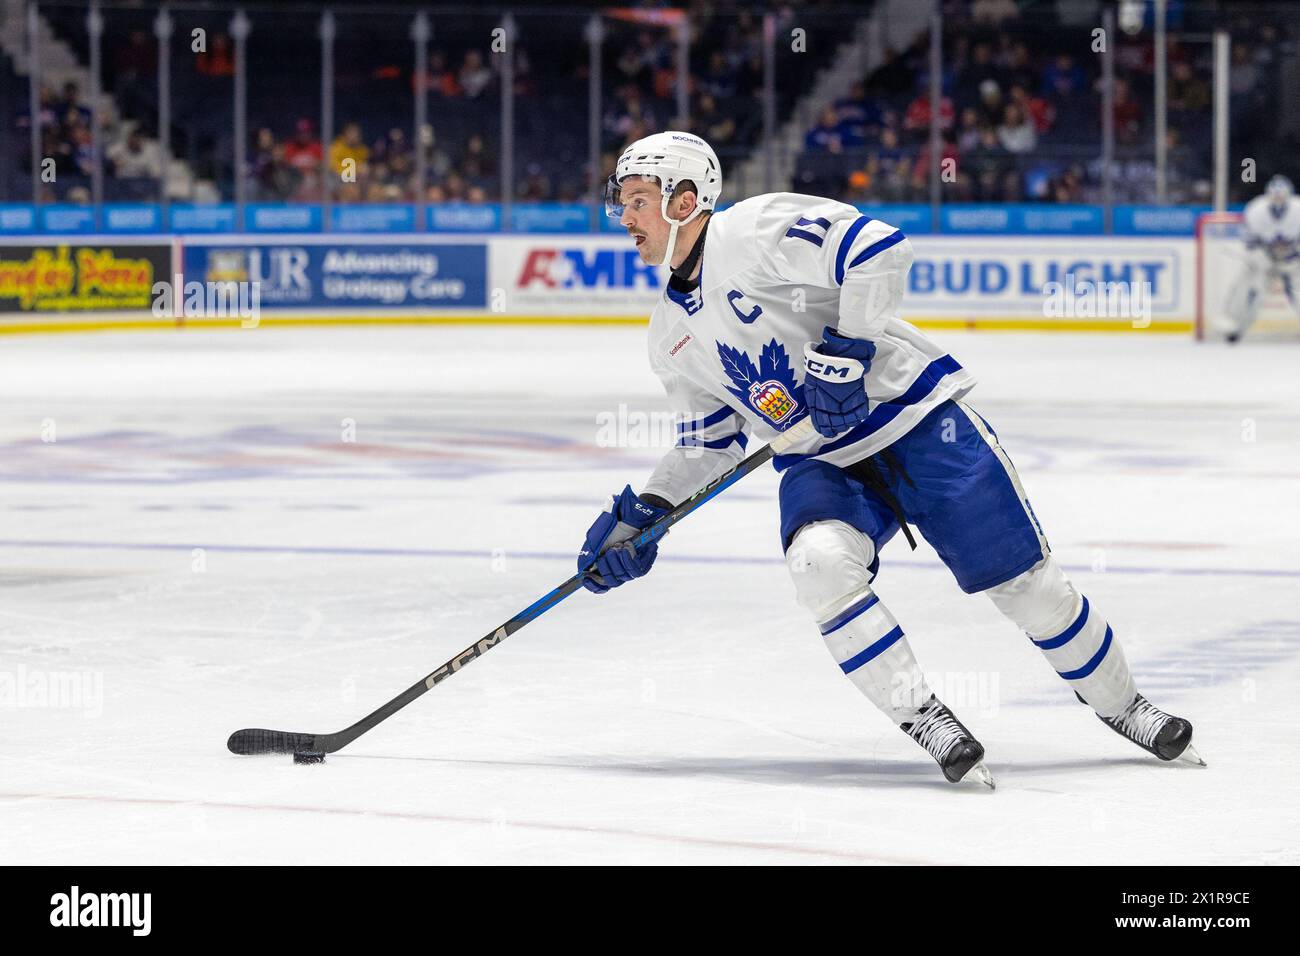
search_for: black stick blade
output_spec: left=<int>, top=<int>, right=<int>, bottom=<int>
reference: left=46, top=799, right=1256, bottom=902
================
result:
left=227, top=728, right=318, bottom=755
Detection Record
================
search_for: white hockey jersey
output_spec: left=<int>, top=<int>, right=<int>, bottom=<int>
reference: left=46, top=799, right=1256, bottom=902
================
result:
left=1242, top=195, right=1300, bottom=265
left=641, top=192, right=975, bottom=506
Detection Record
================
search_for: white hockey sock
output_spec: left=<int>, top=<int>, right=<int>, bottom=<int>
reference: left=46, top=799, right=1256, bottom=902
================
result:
left=817, top=589, right=933, bottom=723
left=787, top=520, right=933, bottom=724
left=986, top=557, right=1137, bottom=718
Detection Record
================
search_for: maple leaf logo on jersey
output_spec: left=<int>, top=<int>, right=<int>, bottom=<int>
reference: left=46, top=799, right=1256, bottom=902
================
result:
left=716, top=338, right=804, bottom=429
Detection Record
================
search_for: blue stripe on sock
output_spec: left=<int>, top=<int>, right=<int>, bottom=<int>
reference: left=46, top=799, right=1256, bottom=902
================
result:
left=818, top=592, right=879, bottom=636
left=839, top=625, right=904, bottom=675
left=1033, top=596, right=1090, bottom=649
left=1058, top=625, right=1113, bottom=680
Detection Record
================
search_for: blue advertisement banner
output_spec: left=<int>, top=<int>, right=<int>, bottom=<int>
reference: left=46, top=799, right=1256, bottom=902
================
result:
left=855, top=204, right=934, bottom=234
left=171, top=204, right=238, bottom=232
left=0, top=202, right=1234, bottom=238
left=41, top=206, right=98, bottom=233
left=331, top=205, right=416, bottom=232
left=180, top=240, right=488, bottom=309
left=104, top=204, right=162, bottom=233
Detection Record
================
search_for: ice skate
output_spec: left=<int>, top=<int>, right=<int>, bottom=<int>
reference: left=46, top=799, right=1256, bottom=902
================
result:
left=1088, top=692, right=1206, bottom=766
left=901, top=695, right=996, bottom=788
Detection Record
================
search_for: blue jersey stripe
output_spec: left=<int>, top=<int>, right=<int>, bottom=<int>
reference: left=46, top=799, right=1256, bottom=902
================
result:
left=678, top=403, right=737, bottom=434
left=846, top=229, right=905, bottom=271
left=834, top=216, right=873, bottom=285
left=772, top=354, right=964, bottom=471
left=839, top=625, right=905, bottom=675
left=678, top=433, right=745, bottom=450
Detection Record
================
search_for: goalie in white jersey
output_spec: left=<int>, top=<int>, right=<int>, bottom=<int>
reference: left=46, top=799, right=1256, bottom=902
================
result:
left=1222, top=175, right=1300, bottom=342
left=575, top=131, right=1203, bottom=785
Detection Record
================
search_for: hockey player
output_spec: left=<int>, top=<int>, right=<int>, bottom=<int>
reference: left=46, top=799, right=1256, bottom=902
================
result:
left=576, top=131, right=1203, bottom=786
left=1222, top=174, right=1300, bottom=343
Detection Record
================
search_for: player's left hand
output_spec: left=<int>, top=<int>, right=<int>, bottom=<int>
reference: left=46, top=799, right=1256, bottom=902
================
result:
left=577, top=485, right=670, bottom=594
left=802, top=326, right=877, bottom=438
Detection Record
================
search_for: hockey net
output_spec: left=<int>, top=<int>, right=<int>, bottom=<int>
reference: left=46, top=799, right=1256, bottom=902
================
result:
left=1196, top=211, right=1300, bottom=341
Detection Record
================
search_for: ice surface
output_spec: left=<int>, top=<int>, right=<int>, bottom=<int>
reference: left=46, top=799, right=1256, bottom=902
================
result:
left=1, top=325, right=1297, bottom=864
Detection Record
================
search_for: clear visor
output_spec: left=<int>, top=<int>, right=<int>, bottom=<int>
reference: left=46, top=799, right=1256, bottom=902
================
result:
left=603, top=174, right=625, bottom=220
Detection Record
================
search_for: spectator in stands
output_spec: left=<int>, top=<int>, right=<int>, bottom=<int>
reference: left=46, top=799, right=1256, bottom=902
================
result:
left=1111, top=76, right=1142, bottom=145
left=1002, top=42, right=1038, bottom=94
left=285, top=119, right=322, bottom=175
left=693, top=94, right=737, bottom=146
left=107, top=127, right=162, bottom=180
left=604, top=88, right=658, bottom=149
left=976, top=79, right=1003, bottom=127
left=329, top=123, right=369, bottom=176
left=997, top=103, right=1037, bottom=154
left=421, top=50, right=461, bottom=98
left=967, top=125, right=1010, bottom=198
left=438, top=172, right=467, bottom=201
left=834, top=81, right=881, bottom=138
left=519, top=163, right=552, bottom=201
left=196, top=33, right=236, bottom=78
left=1007, top=85, right=1055, bottom=135
left=458, top=133, right=495, bottom=182
left=459, top=49, right=494, bottom=99
left=960, top=43, right=1003, bottom=98
left=1229, top=42, right=1260, bottom=97
left=877, top=154, right=916, bottom=203
left=255, top=141, right=299, bottom=201
left=701, top=50, right=738, bottom=100
left=904, top=90, right=955, bottom=136
left=1041, top=53, right=1085, bottom=99
left=418, top=124, right=453, bottom=180
left=1047, top=164, right=1086, bottom=204
left=1168, top=61, right=1209, bottom=114
left=53, top=83, right=91, bottom=129
left=956, top=106, right=982, bottom=152
left=805, top=108, right=844, bottom=154
left=912, top=136, right=959, bottom=194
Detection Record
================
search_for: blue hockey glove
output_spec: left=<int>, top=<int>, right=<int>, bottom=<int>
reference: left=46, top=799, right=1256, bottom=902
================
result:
left=577, top=485, right=670, bottom=594
left=802, top=325, right=877, bottom=438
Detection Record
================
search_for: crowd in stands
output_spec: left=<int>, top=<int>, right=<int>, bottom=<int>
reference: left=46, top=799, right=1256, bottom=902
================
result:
left=8, top=1, right=1295, bottom=211
left=797, top=1, right=1294, bottom=206
left=14, top=81, right=164, bottom=202
left=249, top=117, right=516, bottom=204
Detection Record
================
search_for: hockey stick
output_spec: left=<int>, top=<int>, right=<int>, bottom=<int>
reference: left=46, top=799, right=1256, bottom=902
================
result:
left=227, top=417, right=816, bottom=756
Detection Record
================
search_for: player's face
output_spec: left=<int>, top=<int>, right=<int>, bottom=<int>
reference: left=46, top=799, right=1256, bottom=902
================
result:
left=619, top=182, right=668, bottom=263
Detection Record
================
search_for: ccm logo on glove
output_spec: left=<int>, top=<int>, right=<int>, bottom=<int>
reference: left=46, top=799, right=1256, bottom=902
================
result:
left=804, top=355, right=865, bottom=380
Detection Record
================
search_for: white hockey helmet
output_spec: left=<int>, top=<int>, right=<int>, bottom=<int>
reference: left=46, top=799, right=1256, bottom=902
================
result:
left=1266, top=174, right=1295, bottom=203
left=605, top=131, right=722, bottom=266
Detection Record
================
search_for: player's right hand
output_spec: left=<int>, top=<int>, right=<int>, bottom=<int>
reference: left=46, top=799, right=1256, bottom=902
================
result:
left=577, top=485, right=668, bottom=594
left=802, top=325, right=877, bottom=438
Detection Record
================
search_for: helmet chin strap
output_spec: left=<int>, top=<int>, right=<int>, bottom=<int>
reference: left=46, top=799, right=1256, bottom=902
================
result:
left=659, top=218, right=683, bottom=269
left=655, top=189, right=704, bottom=268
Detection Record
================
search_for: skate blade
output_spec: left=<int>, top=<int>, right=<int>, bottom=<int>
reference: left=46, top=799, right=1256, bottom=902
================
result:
left=966, top=761, right=996, bottom=790
left=1176, top=743, right=1207, bottom=767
